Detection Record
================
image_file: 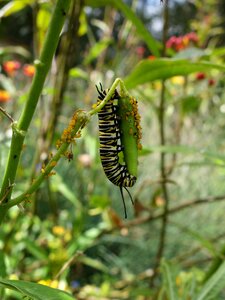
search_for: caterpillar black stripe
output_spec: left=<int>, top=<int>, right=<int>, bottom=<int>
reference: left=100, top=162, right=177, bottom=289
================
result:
left=96, top=83, right=136, bottom=218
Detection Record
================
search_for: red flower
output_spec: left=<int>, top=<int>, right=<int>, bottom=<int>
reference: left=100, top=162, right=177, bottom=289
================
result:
left=196, top=72, right=206, bottom=80
left=0, top=90, right=10, bottom=102
left=166, top=36, right=185, bottom=51
left=166, top=36, right=178, bottom=49
left=208, top=79, right=215, bottom=86
left=186, top=32, right=198, bottom=44
left=3, top=60, right=21, bottom=76
left=136, top=46, right=145, bottom=58
left=23, top=64, right=35, bottom=77
left=166, top=32, right=198, bottom=52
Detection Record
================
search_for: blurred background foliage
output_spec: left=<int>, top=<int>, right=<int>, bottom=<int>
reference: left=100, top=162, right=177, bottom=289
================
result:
left=0, top=0, right=225, bottom=299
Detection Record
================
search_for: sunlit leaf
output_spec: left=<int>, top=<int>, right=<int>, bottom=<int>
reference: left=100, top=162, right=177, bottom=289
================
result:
left=124, top=58, right=225, bottom=89
left=194, top=261, right=225, bottom=300
left=0, top=279, right=74, bottom=300
left=0, top=0, right=34, bottom=18
left=84, top=38, right=112, bottom=65
left=69, top=67, right=88, bottom=80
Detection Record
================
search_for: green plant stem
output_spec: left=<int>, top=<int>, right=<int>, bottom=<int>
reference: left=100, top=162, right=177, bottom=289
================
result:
left=152, top=0, right=170, bottom=282
left=1, top=111, right=89, bottom=211
left=0, top=0, right=71, bottom=204
left=155, top=81, right=170, bottom=266
left=89, top=77, right=123, bottom=115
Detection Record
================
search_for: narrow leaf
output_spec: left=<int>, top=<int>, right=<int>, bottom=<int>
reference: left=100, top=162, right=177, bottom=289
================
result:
left=0, top=0, right=33, bottom=18
left=194, top=261, right=225, bottom=300
left=124, top=58, right=225, bottom=89
left=0, top=279, right=74, bottom=300
left=161, top=259, right=178, bottom=300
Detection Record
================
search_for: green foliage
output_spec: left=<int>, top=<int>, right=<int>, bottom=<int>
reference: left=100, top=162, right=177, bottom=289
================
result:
left=85, top=0, right=160, bottom=56
left=124, top=58, right=225, bottom=89
left=0, top=279, right=74, bottom=300
left=0, top=0, right=225, bottom=299
left=194, top=261, right=225, bottom=300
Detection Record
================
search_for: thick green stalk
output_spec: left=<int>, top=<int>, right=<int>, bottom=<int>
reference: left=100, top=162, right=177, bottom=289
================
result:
left=0, top=0, right=71, bottom=203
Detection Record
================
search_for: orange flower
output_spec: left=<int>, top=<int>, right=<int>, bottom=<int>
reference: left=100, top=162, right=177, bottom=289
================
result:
left=148, top=55, right=156, bottom=60
left=166, top=32, right=198, bottom=52
left=0, top=90, right=10, bottom=102
left=3, top=60, right=21, bottom=76
left=23, top=64, right=35, bottom=77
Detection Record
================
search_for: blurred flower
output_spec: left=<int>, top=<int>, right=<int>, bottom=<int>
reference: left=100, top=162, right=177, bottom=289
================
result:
left=52, top=226, right=66, bottom=236
left=78, top=154, right=92, bottom=167
left=171, top=76, right=185, bottom=85
left=166, top=32, right=198, bottom=52
left=196, top=72, right=206, bottom=80
left=208, top=78, right=215, bottom=86
left=0, top=90, right=10, bottom=102
left=3, top=60, right=21, bottom=76
left=38, top=279, right=59, bottom=289
left=136, top=46, right=145, bottom=58
left=23, top=64, right=35, bottom=77
left=148, top=55, right=156, bottom=60
left=186, top=32, right=198, bottom=44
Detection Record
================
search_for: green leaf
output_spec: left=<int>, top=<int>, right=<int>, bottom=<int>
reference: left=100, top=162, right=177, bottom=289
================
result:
left=85, top=0, right=160, bottom=56
left=0, top=46, right=31, bottom=58
left=0, top=0, right=34, bottom=18
left=174, top=47, right=206, bottom=59
left=84, top=38, right=112, bottom=64
left=194, top=261, right=225, bottom=300
left=161, top=259, right=178, bottom=300
left=69, top=67, right=88, bottom=80
left=0, top=279, right=74, bottom=300
left=80, top=255, right=109, bottom=273
left=124, top=58, right=225, bottom=89
left=37, top=7, right=51, bottom=32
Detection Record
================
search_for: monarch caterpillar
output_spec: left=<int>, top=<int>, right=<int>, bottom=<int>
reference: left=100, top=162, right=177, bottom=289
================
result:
left=96, top=83, right=140, bottom=218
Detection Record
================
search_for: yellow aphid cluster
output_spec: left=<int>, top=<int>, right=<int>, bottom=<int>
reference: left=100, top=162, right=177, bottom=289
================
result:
left=50, top=161, right=57, bottom=167
left=129, top=97, right=142, bottom=150
left=56, top=112, right=79, bottom=150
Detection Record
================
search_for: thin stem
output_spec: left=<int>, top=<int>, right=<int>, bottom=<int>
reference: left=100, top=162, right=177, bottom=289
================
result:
left=0, top=0, right=71, bottom=203
left=0, top=106, right=14, bottom=123
left=154, top=0, right=170, bottom=268
left=89, top=77, right=122, bottom=115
